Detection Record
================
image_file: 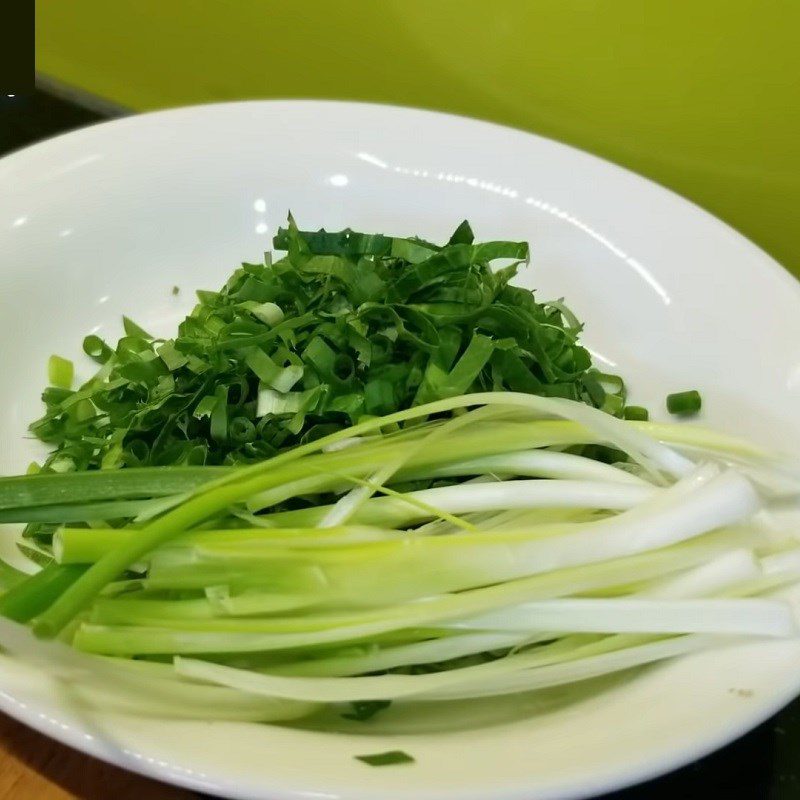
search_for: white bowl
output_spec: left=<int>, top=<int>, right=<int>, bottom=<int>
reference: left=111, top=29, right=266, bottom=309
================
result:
left=1, top=101, right=799, bottom=800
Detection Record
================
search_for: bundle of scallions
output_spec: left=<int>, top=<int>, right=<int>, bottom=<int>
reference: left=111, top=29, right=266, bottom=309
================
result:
left=1, top=391, right=799, bottom=724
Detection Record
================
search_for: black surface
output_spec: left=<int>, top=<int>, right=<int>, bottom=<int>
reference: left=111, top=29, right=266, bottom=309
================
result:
left=1, top=89, right=103, bottom=156
left=0, top=0, right=34, bottom=95
left=2, top=88, right=799, bottom=800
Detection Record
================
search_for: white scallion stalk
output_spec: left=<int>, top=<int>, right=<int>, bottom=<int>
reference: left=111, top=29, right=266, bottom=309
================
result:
left=4, top=391, right=800, bottom=722
left=446, top=597, right=795, bottom=638
left=136, top=468, right=758, bottom=618
left=640, top=549, right=762, bottom=599
left=206, top=585, right=320, bottom=615
left=318, top=462, right=406, bottom=528
left=467, top=392, right=695, bottom=480
left=321, top=437, right=364, bottom=453
left=180, top=533, right=737, bottom=614
left=74, top=535, right=761, bottom=655
left=0, top=616, right=315, bottom=721
left=173, top=633, right=718, bottom=703
left=719, top=549, right=800, bottom=598
left=418, top=449, right=652, bottom=486
left=263, top=479, right=658, bottom=528
left=417, top=635, right=718, bottom=701
left=761, top=549, right=800, bottom=577
left=266, top=632, right=544, bottom=678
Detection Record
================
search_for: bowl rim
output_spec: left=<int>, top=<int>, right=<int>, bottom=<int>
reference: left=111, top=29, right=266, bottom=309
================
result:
left=1, top=97, right=799, bottom=800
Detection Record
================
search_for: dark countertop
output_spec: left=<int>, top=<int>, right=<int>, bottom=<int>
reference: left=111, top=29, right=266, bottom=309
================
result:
left=1, top=89, right=798, bottom=800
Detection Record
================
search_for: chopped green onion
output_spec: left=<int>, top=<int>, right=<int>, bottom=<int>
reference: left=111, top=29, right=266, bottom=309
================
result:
left=245, top=348, right=302, bottom=393
left=624, top=405, right=649, bottom=421
left=121, top=316, right=154, bottom=340
left=355, top=751, right=415, bottom=767
left=157, top=340, right=188, bottom=371
left=82, top=334, right=113, bottom=364
left=27, top=216, right=626, bottom=471
left=47, top=355, right=74, bottom=390
left=667, top=390, right=702, bottom=417
left=210, top=385, right=229, bottom=443
left=251, top=302, right=284, bottom=326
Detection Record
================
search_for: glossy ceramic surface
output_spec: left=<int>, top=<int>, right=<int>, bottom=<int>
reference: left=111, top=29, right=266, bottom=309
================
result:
left=1, top=101, right=799, bottom=800
left=36, top=1, right=800, bottom=274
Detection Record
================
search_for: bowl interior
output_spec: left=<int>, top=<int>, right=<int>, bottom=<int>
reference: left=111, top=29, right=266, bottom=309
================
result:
left=1, top=101, right=800, bottom=800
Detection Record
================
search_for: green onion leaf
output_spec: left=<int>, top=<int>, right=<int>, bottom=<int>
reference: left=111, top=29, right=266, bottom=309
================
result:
left=355, top=751, right=415, bottom=767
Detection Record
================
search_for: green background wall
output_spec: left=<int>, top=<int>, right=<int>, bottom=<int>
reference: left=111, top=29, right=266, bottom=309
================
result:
left=37, top=1, right=799, bottom=274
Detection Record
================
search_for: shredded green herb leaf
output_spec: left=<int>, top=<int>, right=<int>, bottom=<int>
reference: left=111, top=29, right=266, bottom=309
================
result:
left=29, top=215, right=627, bottom=471
left=355, top=750, right=415, bottom=767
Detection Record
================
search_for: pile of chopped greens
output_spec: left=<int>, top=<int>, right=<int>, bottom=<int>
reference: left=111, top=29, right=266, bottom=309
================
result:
left=29, top=216, right=628, bottom=472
